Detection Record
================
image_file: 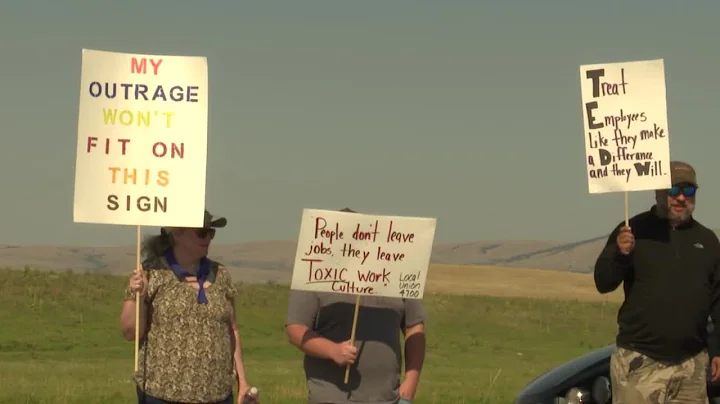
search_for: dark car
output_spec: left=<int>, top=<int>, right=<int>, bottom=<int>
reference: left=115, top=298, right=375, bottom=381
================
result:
left=514, top=318, right=720, bottom=404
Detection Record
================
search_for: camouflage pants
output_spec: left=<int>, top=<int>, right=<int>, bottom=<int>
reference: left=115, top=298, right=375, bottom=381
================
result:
left=610, top=346, right=709, bottom=403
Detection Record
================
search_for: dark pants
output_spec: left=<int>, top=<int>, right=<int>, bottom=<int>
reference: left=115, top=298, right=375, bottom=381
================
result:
left=136, top=386, right=233, bottom=404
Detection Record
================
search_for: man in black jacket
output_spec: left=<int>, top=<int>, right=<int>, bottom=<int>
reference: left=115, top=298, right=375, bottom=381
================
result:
left=594, top=161, right=720, bottom=403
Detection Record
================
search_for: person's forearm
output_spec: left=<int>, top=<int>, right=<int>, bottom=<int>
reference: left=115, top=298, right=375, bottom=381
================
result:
left=403, top=332, right=426, bottom=386
left=120, top=299, right=147, bottom=341
left=287, top=326, right=337, bottom=360
left=231, top=326, right=249, bottom=388
left=594, top=245, right=632, bottom=294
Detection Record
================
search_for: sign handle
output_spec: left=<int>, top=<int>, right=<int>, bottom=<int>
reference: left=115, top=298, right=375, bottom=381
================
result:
left=134, top=225, right=142, bottom=372
left=624, top=191, right=629, bottom=226
left=344, top=295, right=361, bottom=384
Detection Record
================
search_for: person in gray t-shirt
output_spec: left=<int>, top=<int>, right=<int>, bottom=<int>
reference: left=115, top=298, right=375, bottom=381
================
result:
left=285, top=289, right=427, bottom=404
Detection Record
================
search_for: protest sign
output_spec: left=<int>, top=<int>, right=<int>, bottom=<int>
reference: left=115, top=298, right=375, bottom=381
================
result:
left=290, top=209, right=437, bottom=299
left=73, top=48, right=208, bottom=227
left=579, top=59, right=671, bottom=194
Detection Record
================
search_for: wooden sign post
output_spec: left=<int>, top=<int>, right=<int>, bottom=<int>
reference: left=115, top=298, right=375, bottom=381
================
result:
left=289, top=209, right=437, bottom=383
left=74, top=48, right=211, bottom=370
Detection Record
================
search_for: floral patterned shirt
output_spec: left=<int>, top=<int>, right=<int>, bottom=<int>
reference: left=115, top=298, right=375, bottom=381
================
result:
left=124, top=257, right=239, bottom=403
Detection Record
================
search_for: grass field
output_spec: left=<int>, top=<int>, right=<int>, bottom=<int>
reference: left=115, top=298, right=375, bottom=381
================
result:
left=0, top=265, right=622, bottom=404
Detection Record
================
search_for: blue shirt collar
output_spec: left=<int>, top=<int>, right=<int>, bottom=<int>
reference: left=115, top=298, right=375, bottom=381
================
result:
left=163, top=249, right=211, bottom=304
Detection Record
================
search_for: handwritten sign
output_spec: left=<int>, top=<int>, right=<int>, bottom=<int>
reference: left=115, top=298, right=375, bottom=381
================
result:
left=290, top=209, right=437, bottom=299
left=73, top=48, right=208, bottom=227
left=579, top=59, right=671, bottom=193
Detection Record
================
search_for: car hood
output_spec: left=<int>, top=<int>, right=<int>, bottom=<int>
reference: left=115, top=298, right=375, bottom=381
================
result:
left=514, top=344, right=615, bottom=403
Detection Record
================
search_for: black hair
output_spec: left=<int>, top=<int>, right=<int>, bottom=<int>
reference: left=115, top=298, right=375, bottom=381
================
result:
left=141, top=229, right=174, bottom=262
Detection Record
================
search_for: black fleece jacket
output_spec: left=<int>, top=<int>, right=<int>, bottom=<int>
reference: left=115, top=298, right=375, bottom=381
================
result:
left=594, top=205, right=720, bottom=363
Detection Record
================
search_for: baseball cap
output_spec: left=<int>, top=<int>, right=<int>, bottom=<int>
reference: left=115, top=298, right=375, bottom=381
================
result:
left=670, top=161, right=698, bottom=187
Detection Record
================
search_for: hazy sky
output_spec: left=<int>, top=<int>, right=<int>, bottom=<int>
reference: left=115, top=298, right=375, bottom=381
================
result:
left=1, top=0, right=718, bottom=247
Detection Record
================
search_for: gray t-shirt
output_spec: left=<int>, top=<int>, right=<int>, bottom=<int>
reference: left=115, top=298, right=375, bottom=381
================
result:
left=285, top=290, right=426, bottom=404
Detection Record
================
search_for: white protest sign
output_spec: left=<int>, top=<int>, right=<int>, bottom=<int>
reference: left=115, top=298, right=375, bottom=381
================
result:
left=580, top=59, right=671, bottom=194
left=290, top=209, right=437, bottom=299
left=73, top=48, right=208, bottom=227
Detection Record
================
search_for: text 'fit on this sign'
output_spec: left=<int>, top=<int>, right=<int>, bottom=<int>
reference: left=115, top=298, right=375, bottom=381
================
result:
left=580, top=59, right=671, bottom=193
left=290, top=209, right=437, bottom=299
left=73, top=48, right=209, bottom=227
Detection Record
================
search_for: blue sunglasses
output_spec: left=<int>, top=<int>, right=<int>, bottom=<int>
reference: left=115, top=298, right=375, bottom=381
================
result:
left=668, top=185, right=697, bottom=197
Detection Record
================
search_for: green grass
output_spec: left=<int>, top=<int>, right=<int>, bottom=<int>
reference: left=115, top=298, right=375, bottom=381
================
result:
left=0, top=268, right=621, bottom=403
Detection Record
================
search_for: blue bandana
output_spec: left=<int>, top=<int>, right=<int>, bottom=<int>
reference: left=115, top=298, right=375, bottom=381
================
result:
left=164, top=249, right=211, bottom=304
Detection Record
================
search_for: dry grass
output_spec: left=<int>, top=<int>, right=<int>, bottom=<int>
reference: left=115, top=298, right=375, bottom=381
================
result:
left=425, top=264, right=624, bottom=303
left=0, top=268, right=620, bottom=403
left=222, top=263, right=625, bottom=304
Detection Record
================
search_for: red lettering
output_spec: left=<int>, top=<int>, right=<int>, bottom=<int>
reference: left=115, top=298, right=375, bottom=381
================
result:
left=313, top=217, right=343, bottom=244
left=352, top=220, right=379, bottom=242
left=376, top=246, right=405, bottom=262
left=86, top=136, right=97, bottom=153
left=131, top=58, right=146, bottom=74
left=356, top=268, right=390, bottom=285
left=386, top=221, right=415, bottom=243
left=131, top=57, right=163, bottom=75
left=117, top=139, right=130, bottom=155
left=86, top=138, right=131, bottom=155
left=152, top=142, right=184, bottom=159
left=303, top=241, right=332, bottom=256
left=331, top=280, right=375, bottom=295
left=150, top=58, right=163, bottom=75
left=303, top=259, right=347, bottom=282
left=86, top=137, right=130, bottom=155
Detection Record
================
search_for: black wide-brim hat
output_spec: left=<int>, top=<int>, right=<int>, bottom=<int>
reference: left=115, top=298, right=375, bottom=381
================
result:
left=160, top=209, right=227, bottom=235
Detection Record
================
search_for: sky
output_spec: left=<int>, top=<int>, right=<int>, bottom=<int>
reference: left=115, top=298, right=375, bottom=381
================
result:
left=0, top=0, right=718, bottom=247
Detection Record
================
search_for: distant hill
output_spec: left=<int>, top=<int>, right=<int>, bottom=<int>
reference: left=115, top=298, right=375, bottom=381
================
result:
left=0, top=233, right=603, bottom=279
left=4, top=229, right=717, bottom=282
